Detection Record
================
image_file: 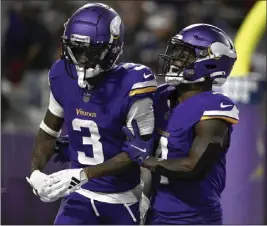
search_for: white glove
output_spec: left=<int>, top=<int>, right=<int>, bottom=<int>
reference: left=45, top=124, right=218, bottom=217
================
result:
left=139, top=193, right=150, bottom=225
left=26, top=170, right=58, bottom=202
left=43, top=168, right=88, bottom=197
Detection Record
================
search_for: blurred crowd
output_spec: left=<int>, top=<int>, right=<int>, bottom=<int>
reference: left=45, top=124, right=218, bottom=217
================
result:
left=1, top=0, right=265, bottom=133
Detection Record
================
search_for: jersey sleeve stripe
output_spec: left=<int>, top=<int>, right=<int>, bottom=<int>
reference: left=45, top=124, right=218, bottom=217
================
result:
left=131, top=80, right=157, bottom=90
left=200, top=116, right=239, bottom=124
left=129, top=87, right=157, bottom=96
left=202, top=106, right=239, bottom=120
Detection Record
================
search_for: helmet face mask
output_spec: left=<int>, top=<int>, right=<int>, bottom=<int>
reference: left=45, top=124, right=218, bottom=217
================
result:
left=159, top=39, right=198, bottom=80
left=165, top=40, right=197, bottom=68
left=62, top=37, right=110, bottom=69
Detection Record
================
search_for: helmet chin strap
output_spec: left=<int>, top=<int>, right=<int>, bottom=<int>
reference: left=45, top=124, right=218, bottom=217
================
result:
left=76, top=65, right=104, bottom=90
left=165, top=75, right=205, bottom=86
left=165, top=65, right=183, bottom=86
left=165, top=66, right=205, bottom=86
left=165, top=76, right=181, bottom=86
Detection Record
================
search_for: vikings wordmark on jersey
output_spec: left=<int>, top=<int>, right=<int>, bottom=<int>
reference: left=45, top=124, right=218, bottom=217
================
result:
left=49, top=60, right=157, bottom=194
left=28, top=3, right=157, bottom=225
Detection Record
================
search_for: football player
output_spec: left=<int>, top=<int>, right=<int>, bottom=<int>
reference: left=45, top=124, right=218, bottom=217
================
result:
left=122, top=24, right=239, bottom=224
left=26, top=3, right=156, bottom=225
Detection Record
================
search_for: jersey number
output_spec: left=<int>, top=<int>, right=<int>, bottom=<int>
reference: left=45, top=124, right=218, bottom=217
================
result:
left=155, top=137, right=169, bottom=184
left=72, top=118, right=104, bottom=165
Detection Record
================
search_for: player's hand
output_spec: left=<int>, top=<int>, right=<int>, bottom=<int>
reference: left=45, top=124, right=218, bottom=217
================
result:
left=43, top=168, right=88, bottom=197
left=53, top=135, right=71, bottom=164
left=26, top=170, right=60, bottom=202
left=122, top=120, right=154, bottom=166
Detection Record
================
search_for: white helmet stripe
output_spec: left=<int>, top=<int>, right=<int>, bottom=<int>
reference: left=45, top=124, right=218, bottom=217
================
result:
left=210, top=42, right=237, bottom=59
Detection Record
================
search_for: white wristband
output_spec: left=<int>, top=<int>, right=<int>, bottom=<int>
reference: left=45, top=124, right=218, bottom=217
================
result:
left=40, top=121, right=61, bottom=138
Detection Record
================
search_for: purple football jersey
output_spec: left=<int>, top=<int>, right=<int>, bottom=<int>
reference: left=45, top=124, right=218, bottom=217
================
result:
left=49, top=60, right=157, bottom=193
left=152, top=87, right=239, bottom=223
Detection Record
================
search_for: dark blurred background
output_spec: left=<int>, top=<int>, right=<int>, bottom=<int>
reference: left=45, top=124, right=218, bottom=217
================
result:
left=1, top=0, right=266, bottom=224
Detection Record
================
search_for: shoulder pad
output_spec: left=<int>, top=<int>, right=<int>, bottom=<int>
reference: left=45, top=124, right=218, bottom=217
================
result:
left=118, top=62, right=143, bottom=71
left=156, top=83, right=175, bottom=98
left=49, top=59, right=65, bottom=80
left=118, top=62, right=153, bottom=75
left=208, top=92, right=237, bottom=107
left=157, top=83, right=170, bottom=91
left=122, top=63, right=157, bottom=97
left=200, top=92, right=239, bottom=124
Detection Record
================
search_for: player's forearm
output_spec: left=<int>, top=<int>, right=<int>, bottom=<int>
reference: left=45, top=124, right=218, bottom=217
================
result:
left=84, top=132, right=152, bottom=179
left=143, top=157, right=195, bottom=173
left=31, top=108, right=64, bottom=173
left=84, top=152, right=136, bottom=179
left=143, top=143, right=223, bottom=180
left=142, top=157, right=200, bottom=181
left=31, top=129, right=57, bottom=173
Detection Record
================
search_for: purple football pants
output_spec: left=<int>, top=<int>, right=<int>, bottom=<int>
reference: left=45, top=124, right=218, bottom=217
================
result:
left=145, top=208, right=223, bottom=225
left=54, top=192, right=140, bottom=225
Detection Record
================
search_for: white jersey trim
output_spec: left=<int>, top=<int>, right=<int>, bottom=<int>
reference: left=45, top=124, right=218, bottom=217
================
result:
left=131, top=80, right=157, bottom=90
left=126, top=98, right=154, bottom=135
left=48, top=92, right=64, bottom=118
left=202, top=105, right=239, bottom=120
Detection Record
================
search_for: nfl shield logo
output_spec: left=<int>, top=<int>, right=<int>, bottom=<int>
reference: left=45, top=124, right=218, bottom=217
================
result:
left=164, top=111, right=170, bottom=120
left=83, top=93, right=90, bottom=103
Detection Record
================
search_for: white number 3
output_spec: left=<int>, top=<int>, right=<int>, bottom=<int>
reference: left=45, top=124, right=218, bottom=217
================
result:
left=72, top=118, right=104, bottom=165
